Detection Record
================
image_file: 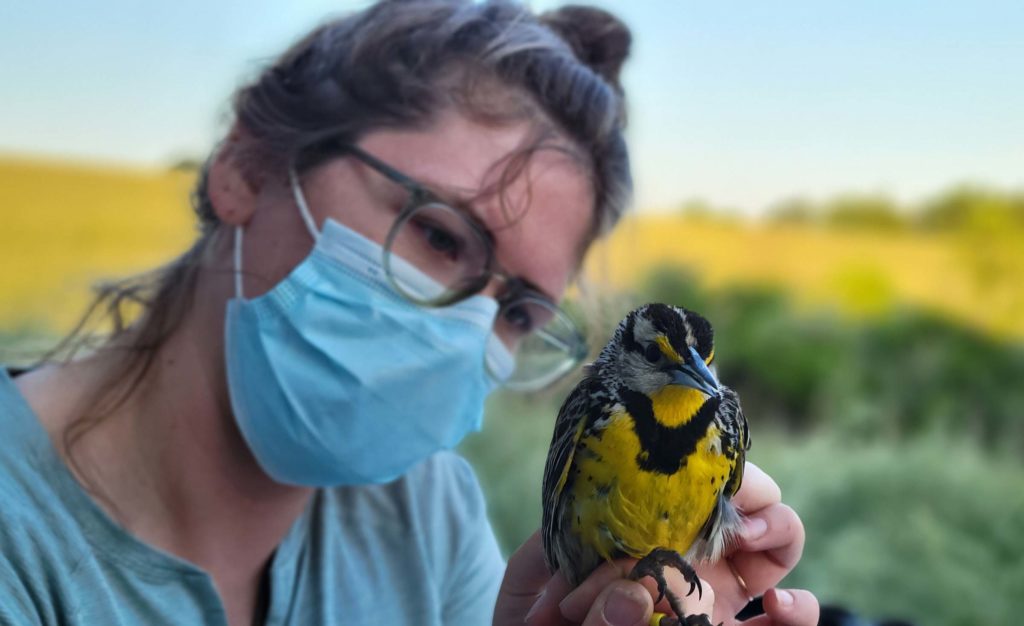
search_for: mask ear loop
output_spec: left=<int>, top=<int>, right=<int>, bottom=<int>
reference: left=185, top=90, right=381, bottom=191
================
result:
left=234, top=227, right=245, bottom=300
left=289, top=166, right=320, bottom=241
left=233, top=165, right=319, bottom=301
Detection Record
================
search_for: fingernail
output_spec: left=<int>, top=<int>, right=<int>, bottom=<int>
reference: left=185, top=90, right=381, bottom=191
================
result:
left=559, top=587, right=584, bottom=620
left=603, top=586, right=647, bottom=626
left=524, top=588, right=547, bottom=623
left=742, top=516, right=768, bottom=540
left=775, top=589, right=794, bottom=607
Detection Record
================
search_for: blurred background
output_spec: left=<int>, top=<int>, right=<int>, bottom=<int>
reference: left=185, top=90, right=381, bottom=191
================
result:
left=2, top=1, right=1022, bottom=624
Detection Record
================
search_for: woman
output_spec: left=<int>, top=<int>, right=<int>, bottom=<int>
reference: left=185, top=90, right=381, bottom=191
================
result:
left=0, top=1, right=818, bottom=624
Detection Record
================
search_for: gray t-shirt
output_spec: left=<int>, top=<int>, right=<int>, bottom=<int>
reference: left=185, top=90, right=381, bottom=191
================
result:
left=0, top=370, right=505, bottom=625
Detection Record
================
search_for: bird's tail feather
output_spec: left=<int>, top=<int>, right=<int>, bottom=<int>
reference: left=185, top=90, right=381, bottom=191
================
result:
left=689, top=494, right=744, bottom=563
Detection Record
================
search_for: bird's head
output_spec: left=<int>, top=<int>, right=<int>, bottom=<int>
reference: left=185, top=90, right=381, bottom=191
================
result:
left=594, top=303, right=719, bottom=397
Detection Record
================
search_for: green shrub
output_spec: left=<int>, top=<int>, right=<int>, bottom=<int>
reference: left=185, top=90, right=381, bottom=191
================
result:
left=757, top=432, right=1024, bottom=626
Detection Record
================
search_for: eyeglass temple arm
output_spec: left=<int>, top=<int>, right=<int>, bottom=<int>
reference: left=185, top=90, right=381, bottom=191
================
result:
left=342, top=143, right=424, bottom=195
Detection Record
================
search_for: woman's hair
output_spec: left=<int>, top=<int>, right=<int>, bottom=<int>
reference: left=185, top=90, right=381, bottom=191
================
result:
left=54, top=0, right=633, bottom=482
left=206, top=0, right=632, bottom=236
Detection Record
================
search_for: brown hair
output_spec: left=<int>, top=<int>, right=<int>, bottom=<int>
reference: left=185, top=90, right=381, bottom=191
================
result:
left=53, top=0, right=633, bottom=480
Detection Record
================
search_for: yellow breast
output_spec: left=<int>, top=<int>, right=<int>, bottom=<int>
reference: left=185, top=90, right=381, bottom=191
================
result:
left=570, top=387, right=733, bottom=562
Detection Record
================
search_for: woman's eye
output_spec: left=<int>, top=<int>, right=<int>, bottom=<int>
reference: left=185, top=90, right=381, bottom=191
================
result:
left=414, top=220, right=461, bottom=261
left=503, top=304, right=535, bottom=335
left=644, top=343, right=662, bottom=363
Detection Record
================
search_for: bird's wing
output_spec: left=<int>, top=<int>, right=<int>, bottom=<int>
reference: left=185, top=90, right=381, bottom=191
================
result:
left=692, top=385, right=749, bottom=562
left=541, top=376, right=613, bottom=574
left=721, top=385, right=750, bottom=499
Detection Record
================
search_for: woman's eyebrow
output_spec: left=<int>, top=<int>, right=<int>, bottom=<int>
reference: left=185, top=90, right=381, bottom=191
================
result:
left=415, top=177, right=496, bottom=232
left=516, top=276, right=560, bottom=304
left=416, top=177, right=479, bottom=208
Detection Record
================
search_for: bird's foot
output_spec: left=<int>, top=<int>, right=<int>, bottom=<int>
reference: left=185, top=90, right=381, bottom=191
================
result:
left=628, top=547, right=703, bottom=621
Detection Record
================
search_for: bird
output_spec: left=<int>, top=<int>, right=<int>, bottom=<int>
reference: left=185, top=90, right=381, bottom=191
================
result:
left=541, top=303, right=750, bottom=626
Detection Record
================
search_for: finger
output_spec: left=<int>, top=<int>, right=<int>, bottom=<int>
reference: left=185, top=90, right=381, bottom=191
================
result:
left=738, top=589, right=819, bottom=626
left=524, top=573, right=573, bottom=626
left=524, top=571, right=572, bottom=625
left=731, top=504, right=805, bottom=597
left=504, top=531, right=551, bottom=596
left=680, top=576, right=715, bottom=620
left=731, top=462, right=782, bottom=514
left=560, top=559, right=707, bottom=622
left=739, top=504, right=805, bottom=565
left=695, top=558, right=753, bottom=619
left=499, top=531, right=565, bottom=626
left=559, top=560, right=636, bottom=622
left=581, top=579, right=653, bottom=626
left=648, top=568, right=714, bottom=618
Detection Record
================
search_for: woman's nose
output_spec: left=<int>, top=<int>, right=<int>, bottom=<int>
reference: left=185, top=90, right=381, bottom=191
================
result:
left=478, top=272, right=509, bottom=300
left=479, top=281, right=502, bottom=299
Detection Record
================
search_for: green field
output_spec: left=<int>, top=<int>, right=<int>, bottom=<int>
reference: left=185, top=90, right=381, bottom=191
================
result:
left=3, top=156, right=1022, bottom=340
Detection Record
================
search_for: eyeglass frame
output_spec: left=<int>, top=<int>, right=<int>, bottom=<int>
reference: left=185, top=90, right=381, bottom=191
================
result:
left=297, top=139, right=590, bottom=389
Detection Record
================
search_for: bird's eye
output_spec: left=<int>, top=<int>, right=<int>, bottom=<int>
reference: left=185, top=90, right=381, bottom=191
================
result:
left=644, top=343, right=662, bottom=363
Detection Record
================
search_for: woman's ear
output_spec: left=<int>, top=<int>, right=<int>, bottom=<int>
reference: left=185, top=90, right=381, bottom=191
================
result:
left=208, top=130, right=260, bottom=227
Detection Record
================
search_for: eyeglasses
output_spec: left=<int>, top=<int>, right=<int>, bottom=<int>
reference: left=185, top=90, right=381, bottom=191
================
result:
left=309, top=142, right=589, bottom=391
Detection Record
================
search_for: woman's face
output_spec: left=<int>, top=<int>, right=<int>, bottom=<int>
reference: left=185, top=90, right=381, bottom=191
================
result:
left=234, top=108, right=596, bottom=345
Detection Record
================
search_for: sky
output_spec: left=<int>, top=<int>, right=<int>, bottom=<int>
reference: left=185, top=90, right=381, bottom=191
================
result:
left=1, top=0, right=1021, bottom=213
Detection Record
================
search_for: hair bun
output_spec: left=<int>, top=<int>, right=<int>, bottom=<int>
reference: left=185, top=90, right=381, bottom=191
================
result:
left=540, top=5, right=632, bottom=92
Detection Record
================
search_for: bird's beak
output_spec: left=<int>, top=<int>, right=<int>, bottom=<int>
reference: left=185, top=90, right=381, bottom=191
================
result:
left=670, top=347, right=720, bottom=396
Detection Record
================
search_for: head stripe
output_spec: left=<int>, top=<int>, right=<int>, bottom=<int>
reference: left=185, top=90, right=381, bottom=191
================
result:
left=656, top=335, right=683, bottom=363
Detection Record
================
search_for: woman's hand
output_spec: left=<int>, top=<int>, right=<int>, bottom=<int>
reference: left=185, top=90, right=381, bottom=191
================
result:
left=695, top=462, right=819, bottom=626
left=493, top=462, right=818, bottom=626
left=494, top=532, right=714, bottom=625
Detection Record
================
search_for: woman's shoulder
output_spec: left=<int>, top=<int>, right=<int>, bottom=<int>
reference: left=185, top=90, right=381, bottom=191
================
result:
left=0, top=369, right=91, bottom=567
left=0, top=409, right=89, bottom=625
left=0, top=371, right=55, bottom=502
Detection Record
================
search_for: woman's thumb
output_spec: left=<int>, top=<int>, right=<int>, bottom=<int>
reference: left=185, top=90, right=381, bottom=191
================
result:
left=583, top=580, right=653, bottom=626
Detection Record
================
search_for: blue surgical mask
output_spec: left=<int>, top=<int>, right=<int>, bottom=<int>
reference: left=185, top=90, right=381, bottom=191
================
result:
left=223, top=170, right=514, bottom=487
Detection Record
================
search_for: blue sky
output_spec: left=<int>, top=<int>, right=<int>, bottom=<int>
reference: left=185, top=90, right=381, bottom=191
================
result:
left=1, top=0, right=1021, bottom=212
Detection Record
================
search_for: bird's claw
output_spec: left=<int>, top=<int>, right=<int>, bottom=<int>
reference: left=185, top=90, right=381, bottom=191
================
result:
left=628, top=548, right=704, bottom=619
left=654, top=576, right=668, bottom=604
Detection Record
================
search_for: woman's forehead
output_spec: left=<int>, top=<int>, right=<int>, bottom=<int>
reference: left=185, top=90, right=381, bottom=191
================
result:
left=360, top=111, right=577, bottom=196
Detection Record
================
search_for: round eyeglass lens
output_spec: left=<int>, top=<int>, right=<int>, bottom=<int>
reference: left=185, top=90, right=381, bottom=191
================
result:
left=495, top=296, right=588, bottom=391
left=384, top=201, right=490, bottom=306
